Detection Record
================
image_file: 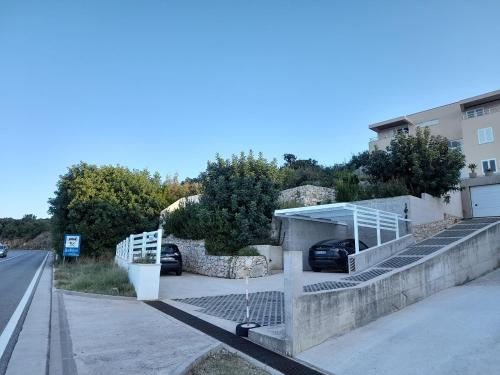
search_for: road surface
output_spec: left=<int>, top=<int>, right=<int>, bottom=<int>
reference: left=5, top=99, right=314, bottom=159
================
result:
left=0, top=250, right=48, bottom=372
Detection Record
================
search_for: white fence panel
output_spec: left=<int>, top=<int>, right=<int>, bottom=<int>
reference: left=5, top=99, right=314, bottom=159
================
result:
left=115, top=228, right=163, bottom=264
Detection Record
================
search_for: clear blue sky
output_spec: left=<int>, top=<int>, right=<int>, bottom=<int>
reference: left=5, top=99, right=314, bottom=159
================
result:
left=1, top=0, right=500, bottom=219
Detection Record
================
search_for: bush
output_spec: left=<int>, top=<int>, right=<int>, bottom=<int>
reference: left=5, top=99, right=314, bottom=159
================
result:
left=334, top=172, right=360, bottom=202
left=49, top=163, right=172, bottom=256
left=365, top=128, right=465, bottom=197
left=359, top=179, right=409, bottom=199
left=0, top=215, right=50, bottom=241
left=162, top=201, right=206, bottom=240
left=237, top=246, right=260, bottom=256
left=201, top=151, right=280, bottom=255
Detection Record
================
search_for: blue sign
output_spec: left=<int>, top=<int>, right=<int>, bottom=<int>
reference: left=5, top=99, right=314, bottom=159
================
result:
left=63, top=234, right=81, bottom=257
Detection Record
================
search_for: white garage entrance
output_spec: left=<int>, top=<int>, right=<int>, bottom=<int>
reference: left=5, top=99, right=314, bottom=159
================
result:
left=471, top=184, right=500, bottom=217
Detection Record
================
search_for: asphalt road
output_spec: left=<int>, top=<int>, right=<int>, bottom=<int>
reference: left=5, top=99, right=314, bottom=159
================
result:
left=0, top=250, right=48, bottom=344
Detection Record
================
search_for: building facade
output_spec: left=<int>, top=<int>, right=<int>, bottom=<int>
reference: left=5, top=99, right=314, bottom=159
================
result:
left=368, top=90, right=500, bottom=177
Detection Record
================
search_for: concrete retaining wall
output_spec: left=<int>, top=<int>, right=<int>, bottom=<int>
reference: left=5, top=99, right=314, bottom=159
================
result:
left=253, top=245, right=283, bottom=270
left=347, top=234, right=415, bottom=273
left=352, top=194, right=462, bottom=225
left=291, top=221, right=500, bottom=354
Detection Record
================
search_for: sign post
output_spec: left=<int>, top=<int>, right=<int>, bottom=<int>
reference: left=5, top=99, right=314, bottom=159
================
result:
left=63, top=234, right=81, bottom=262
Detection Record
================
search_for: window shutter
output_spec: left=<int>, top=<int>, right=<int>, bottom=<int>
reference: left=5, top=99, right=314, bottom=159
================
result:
left=482, top=160, right=489, bottom=173
left=478, top=129, right=485, bottom=144
left=486, top=127, right=494, bottom=142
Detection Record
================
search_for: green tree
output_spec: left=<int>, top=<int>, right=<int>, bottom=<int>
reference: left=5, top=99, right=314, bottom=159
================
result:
left=0, top=215, right=50, bottom=240
left=48, top=162, right=172, bottom=256
left=200, top=151, right=280, bottom=254
left=365, top=128, right=465, bottom=197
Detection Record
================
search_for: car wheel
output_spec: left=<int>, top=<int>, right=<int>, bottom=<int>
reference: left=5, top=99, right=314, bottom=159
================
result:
left=176, top=268, right=182, bottom=276
left=312, top=267, right=321, bottom=272
left=236, top=322, right=261, bottom=337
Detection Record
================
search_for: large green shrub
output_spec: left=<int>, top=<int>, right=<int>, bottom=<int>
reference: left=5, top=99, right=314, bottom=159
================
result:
left=162, top=201, right=206, bottom=240
left=365, top=128, right=465, bottom=197
left=48, top=163, right=172, bottom=256
left=0, top=215, right=50, bottom=241
left=200, top=151, right=280, bottom=255
left=359, top=179, right=409, bottom=200
left=333, top=172, right=360, bottom=202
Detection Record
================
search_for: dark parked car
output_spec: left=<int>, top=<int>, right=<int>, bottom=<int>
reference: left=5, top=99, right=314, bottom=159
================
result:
left=0, top=243, right=7, bottom=258
left=160, top=243, right=182, bottom=276
left=308, top=238, right=368, bottom=272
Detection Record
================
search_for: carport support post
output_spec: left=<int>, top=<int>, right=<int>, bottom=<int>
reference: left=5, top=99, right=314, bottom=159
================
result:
left=353, top=209, right=360, bottom=254
left=155, top=229, right=163, bottom=265
left=284, top=250, right=303, bottom=356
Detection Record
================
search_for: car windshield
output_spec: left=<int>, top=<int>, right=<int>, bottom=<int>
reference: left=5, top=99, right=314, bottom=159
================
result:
left=161, top=245, right=178, bottom=254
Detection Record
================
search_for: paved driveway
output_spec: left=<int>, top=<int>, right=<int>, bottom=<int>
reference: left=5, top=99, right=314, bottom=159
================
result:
left=159, top=270, right=347, bottom=299
left=297, top=268, right=500, bottom=375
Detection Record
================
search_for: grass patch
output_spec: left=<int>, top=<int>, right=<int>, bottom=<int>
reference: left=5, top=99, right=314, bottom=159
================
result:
left=54, top=259, right=136, bottom=297
left=188, top=350, right=270, bottom=375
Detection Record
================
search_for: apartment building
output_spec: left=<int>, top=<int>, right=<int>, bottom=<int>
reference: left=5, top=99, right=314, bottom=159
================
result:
left=368, top=90, right=500, bottom=218
left=368, top=90, right=500, bottom=177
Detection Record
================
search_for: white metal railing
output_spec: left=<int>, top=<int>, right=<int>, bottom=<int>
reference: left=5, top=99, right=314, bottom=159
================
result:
left=462, top=105, right=500, bottom=120
left=115, top=228, right=163, bottom=264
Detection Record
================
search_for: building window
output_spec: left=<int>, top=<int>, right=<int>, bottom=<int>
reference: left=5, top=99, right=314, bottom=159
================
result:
left=477, top=127, right=494, bottom=144
left=482, top=159, right=497, bottom=174
left=448, top=139, right=463, bottom=151
left=466, top=108, right=485, bottom=119
left=416, top=119, right=440, bottom=127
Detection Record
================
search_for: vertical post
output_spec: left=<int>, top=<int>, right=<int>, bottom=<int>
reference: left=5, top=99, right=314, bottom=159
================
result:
left=395, top=215, right=400, bottom=239
left=376, top=210, right=381, bottom=246
left=156, top=228, right=163, bottom=265
left=142, top=232, right=146, bottom=258
left=128, top=235, right=134, bottom=263
left=284, top=250, right=303, bottom=356
left=353, top=209, right=360, bottom=254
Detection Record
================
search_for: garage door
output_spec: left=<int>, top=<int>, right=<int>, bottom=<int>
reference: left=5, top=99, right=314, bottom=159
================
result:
left=471, top=184, right=500, bottom=217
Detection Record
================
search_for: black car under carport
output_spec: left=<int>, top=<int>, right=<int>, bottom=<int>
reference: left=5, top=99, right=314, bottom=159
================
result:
left=308, top=238, right=368, bottom=272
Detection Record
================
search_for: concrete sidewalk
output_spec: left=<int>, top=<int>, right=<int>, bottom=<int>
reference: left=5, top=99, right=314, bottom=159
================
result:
left=6, top=254, right=51, bottom=375
left=297, top=268, right=500, bottom=375
left=50, top=292, right=220, bottom=375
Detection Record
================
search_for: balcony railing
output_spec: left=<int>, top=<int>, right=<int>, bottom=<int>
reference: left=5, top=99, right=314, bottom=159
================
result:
left=463, top=105, right=500, bottom=120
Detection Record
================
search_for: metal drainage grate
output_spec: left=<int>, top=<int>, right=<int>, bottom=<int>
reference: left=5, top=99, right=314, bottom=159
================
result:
left=343, top=268, right=391, bottom=282
left=417, top=237, right=459, bottom=246
left=450, top=223, right=489, bottom=230
left=467, top=217, right=500, bottom=223
left=304, top=281, right=358, bottom=293
left=434, top=229, right=477, bottom=237
left=400, top=246, right=444, bottom=256
left=175, top=291, right=284, bottom=327
left=377, top=256, right=422, bottom=269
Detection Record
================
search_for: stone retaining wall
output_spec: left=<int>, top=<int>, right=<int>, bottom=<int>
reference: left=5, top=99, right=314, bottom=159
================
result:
left=413, top=215, right=461, bottom=242
left=163, top=235, right=269, bottom=279
left=278, top=185, right=336, bottom=207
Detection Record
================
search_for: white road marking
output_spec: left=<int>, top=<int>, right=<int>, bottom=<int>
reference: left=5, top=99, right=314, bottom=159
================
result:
left=0, top=253, right=30, bottom=264
left=0, top=252, right=48, bottom=358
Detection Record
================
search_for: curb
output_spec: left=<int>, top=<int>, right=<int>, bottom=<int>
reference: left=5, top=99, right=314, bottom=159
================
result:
left=172, top=343, right=285, bottom=375
left=54, top=288, right=137, bottom=301
left=172, top=343, right=224, bottom=375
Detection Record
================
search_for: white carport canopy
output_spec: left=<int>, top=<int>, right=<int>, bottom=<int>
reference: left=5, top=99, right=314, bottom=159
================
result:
left=274, top=203, right=406, bottom=254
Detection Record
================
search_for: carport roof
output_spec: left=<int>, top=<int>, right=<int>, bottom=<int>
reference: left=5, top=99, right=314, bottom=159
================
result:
left=274, top=202, right=403, bottom=224
left=275, top=203, right=407, bottom=254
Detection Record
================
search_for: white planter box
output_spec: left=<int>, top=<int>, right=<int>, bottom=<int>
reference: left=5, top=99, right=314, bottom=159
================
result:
left=253, top=245, right=283, bottom=270
left=128, top=263, right=161, bottom=300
